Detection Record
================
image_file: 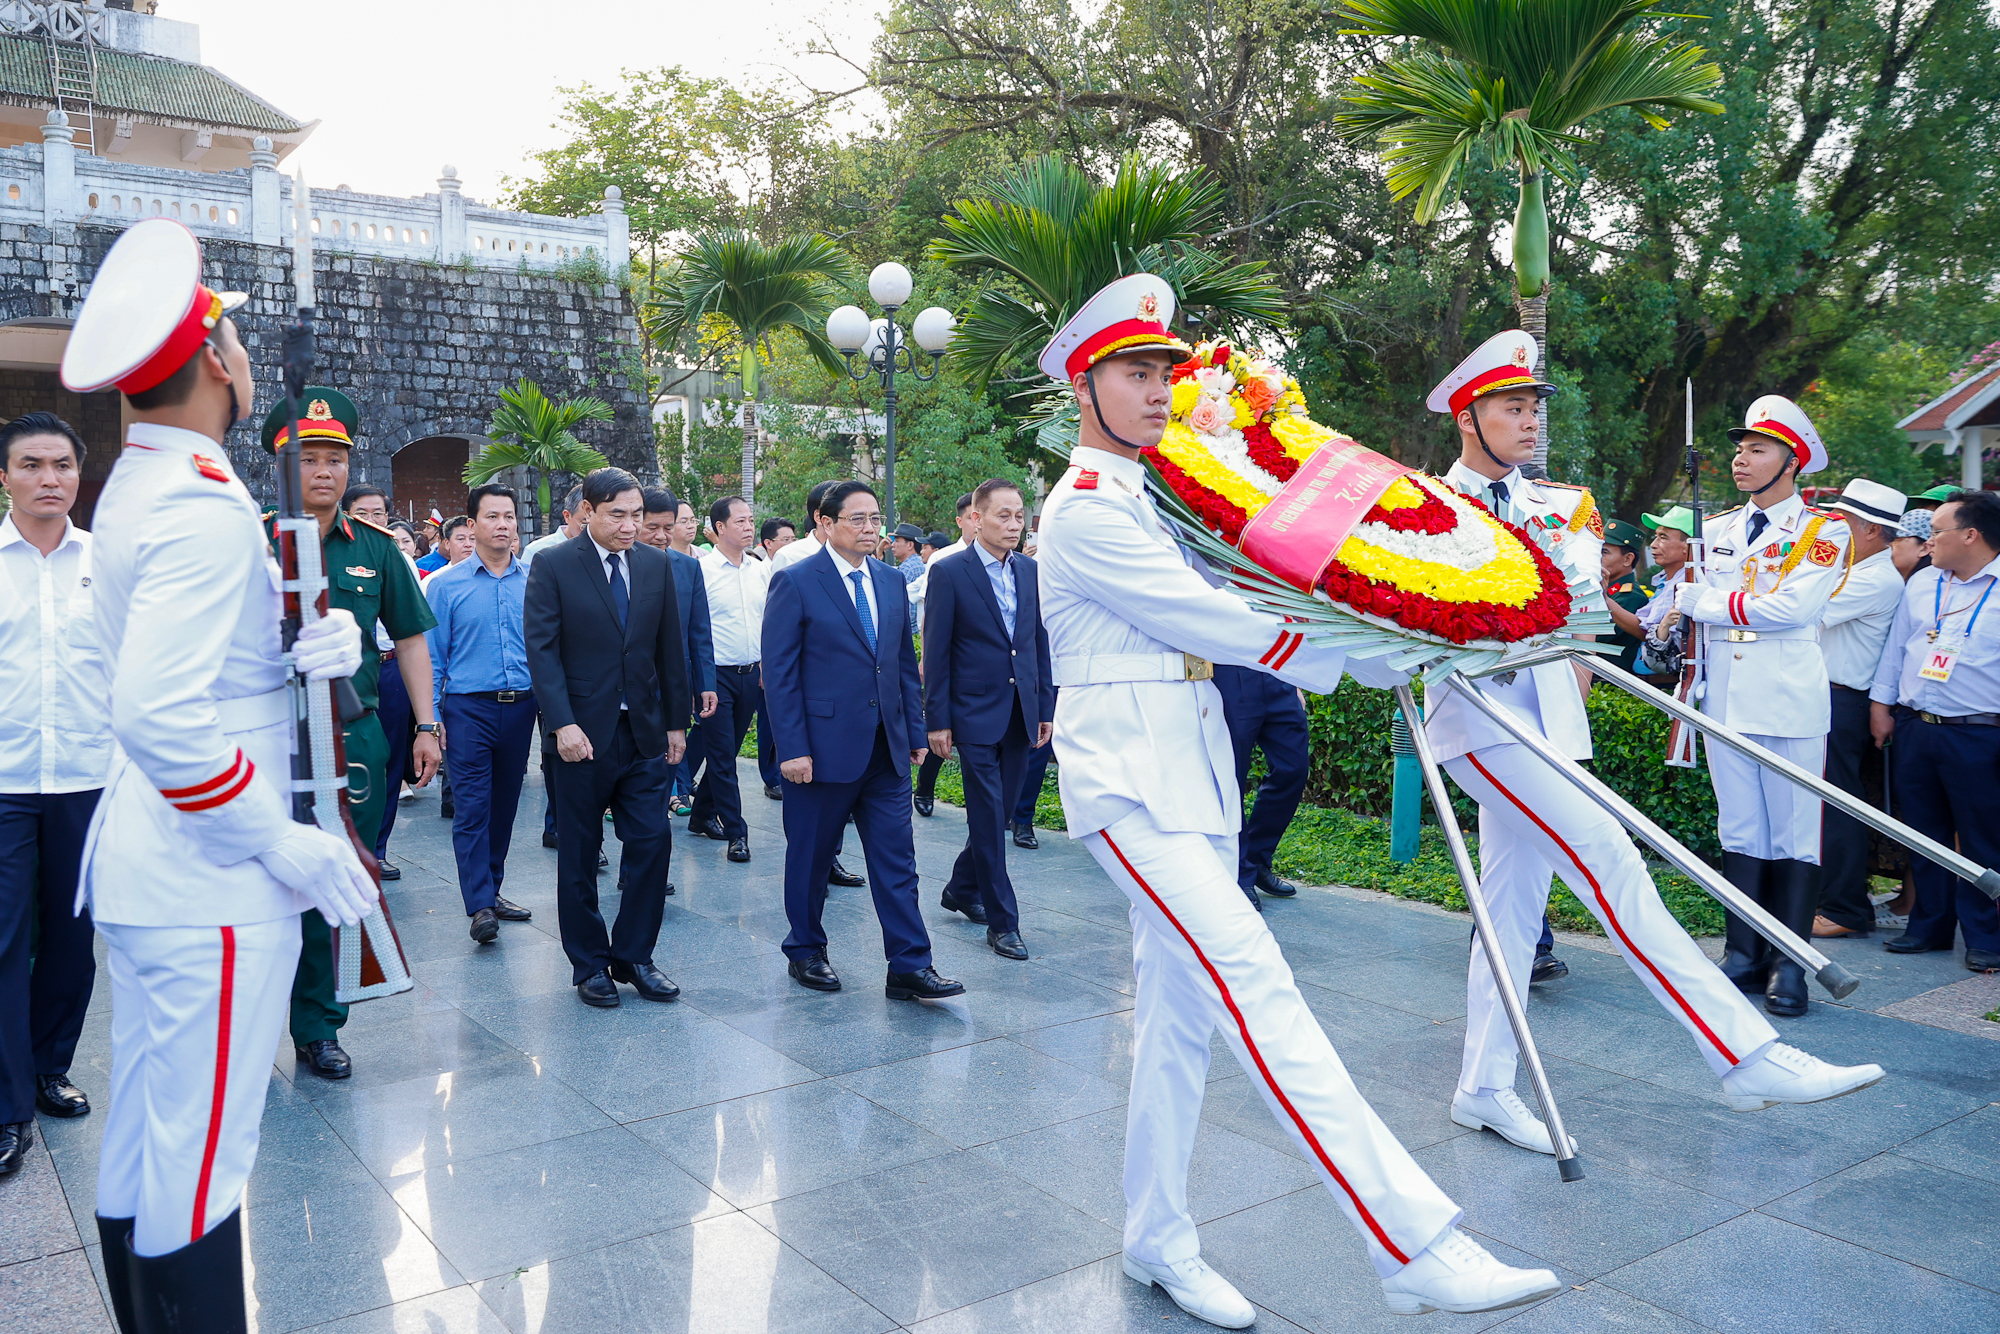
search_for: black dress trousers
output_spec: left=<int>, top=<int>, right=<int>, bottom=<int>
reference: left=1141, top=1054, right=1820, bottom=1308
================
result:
left=943, top=702, right=1030, bottom=935
left=552, top=714, right=674, bottom=983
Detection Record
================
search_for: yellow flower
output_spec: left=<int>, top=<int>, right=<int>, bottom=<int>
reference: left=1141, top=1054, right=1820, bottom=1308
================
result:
left=1170, top=379, right=1200, bottom=418
left=1269, top=414, right=1340, bottom=464
left=1336, top=502, right=1542, bottom=607
left=1230, top=394, right=1256, bottom=430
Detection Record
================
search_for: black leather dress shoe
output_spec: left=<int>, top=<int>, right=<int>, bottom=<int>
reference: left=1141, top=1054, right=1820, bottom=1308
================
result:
left=1255, top=869, right=1298, bottom=898
left=886, top=966, right=966, bottom=1001
left=378, top=860, right=401, bottom=881
left=828, top=858, right=865, bottom=887
left=294, top=1039, right=352, bottom=1080
left=493, top=897, right=533, bottom=922
left=665, top=881, right=676, bottom=895
left=914, top=795, right=935, bottom=817
left=610, top=960, right=681, bottom=1001
left=1012, top=823, right=1039, bottom=849
left=789, top=951, right=841, bottom=991
left=728, top=837, right=751, bottom=863
left=1530, top=950, right=1569, bottom=984
left=692, top=815, right=727, bottom=840
left=987, top=929, right=1029, bottom=960
left=469, top=907, right=499, bottom=944
left=1884, top=934, right=1953, bottom=954
left=765, top=783, right=784, bottom=800
left=597, top=851, right=609, bottom=870
left=1241, top=883, right=1264, bottom=913
left=0, top=1121, right=34, bottom=1175
left=543, top=831, right=559, bottom=849
left=577, top=970, right=620, bottom=1007
left=940, top=888, right=988, bottom=924
left=439, top=797, right=454, bottom=818
left=34, top=1074, right=89, bottom=1118
left=1967, top=949, right=2000, bottom=972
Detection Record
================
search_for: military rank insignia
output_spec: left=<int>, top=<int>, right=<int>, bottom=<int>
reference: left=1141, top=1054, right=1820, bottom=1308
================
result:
left=1762, top=544, right=1782, bottom=559
left=1587, top=510, right=1604, bottom=539
left=1808, top=538, right=1840, bottom=567
left=1074, top=469, right=1100, bottom=491
left=191, top=454, right=230, bottom=483
left=345, top=565, right=377, bottom=579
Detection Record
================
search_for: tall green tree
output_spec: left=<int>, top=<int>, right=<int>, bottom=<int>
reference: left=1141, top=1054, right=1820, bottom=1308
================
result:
left=466, top=379, right=613, bottom=538
left=643, top=231, right=861, bottom=507
left=1332, top=0, right=1724, bottom=464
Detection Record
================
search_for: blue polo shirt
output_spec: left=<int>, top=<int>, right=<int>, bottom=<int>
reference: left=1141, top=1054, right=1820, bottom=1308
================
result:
left=423, top=553, right=532, bottom=710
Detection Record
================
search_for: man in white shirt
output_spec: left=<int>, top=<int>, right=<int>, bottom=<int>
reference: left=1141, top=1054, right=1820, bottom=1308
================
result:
left=0, top=413, right=109, bottom=1171
left=1816, top=480, right=1909, bottom=939
left=770, top=480, right=840, bottom=571
left=756, top=516, right=796, bottom=564
left=691, top=496, right=769, bottom=860
left=522, top=484, right=584, bottom=567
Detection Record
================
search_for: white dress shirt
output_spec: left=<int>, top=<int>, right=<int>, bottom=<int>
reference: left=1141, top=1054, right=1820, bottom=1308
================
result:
left=701, top=546, right=770, bottom=665
left=830, top=550, right=880, bottom=642
left=974, top=541, right=1019, bottom=639
left=770, top=531, right=823, bottom=570
left=1820, top=546, right=1905, bottom=690
left=0, top=515, right=110, bottom=793
left=1872, top=555, right=2000, bottom=716
left=522, top=528, right=573, bottom=568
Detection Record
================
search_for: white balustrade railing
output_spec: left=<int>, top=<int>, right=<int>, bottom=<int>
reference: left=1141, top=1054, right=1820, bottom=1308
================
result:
left=0, top=117, right=627, bottom=275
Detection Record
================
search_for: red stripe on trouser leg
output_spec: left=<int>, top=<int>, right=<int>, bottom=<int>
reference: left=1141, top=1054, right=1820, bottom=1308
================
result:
left=190, top=926, right=236, bottom=1242
left=1464, top=754, right=1740, bottom=1066
left=1101, top=832, right=1412, bottom=1265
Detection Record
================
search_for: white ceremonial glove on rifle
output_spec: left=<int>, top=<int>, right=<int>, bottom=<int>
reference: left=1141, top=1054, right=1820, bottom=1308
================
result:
left=255, top=823, right=377, bottom=925
left=294, top=607, right=363, bottom=681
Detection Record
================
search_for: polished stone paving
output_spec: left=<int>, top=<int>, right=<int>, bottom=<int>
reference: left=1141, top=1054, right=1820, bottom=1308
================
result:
left=4, top=766, right=1998, bottom=1332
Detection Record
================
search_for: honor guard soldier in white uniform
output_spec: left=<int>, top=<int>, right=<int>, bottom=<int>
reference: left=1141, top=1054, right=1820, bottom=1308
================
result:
left=1421, top=334, right=1881, bottom=1161
left=1673, top=396, right=1847, bottom=1017
left=1036, top=276, right=1562, bottom=1326
left=59, top=219, right=373, bottom=1333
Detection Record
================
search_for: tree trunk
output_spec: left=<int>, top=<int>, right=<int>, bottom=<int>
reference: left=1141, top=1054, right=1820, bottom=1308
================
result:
left=1517, top=289, right=1550, bottom=471
left=739, top=342, right=760, bottom=508
left=537, top=473, right=552, bottom=539
left=1513, top=168, right=1553, bottom=471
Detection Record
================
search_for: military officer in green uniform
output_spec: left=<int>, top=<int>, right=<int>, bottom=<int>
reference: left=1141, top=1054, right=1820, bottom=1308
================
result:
left=1598, top=518, right=1655, bottom=674
left=261, top=389, right=441, bottom=1080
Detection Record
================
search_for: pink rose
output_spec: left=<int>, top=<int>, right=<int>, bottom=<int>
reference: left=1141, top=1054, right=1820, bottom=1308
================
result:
left=1188, top=396, right=1230, bottom=436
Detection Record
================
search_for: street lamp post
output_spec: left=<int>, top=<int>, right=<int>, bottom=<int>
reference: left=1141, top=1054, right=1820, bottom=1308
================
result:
left=826, top=262, right=955, bottom=523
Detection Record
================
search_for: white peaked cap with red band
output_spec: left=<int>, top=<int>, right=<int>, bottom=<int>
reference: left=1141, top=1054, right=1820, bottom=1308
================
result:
left=1728, top=394, right=1827, bottom=475
left=60, top=218, right=248, bottom=395
left=1038, top=273, right=1194, bottom=383
left=1426, top=330, right=1557, bottom=415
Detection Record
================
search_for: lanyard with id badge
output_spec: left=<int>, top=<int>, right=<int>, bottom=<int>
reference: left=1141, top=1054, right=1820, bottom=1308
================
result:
left=1920, top=574, right=1995, bottom=683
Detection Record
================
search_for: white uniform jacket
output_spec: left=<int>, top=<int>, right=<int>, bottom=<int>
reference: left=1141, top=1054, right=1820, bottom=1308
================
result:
left=1423, top=461, right=1604, bottom=763
left=1035, top=449, right=1348, bottom=839
left=1683, top=494, right=1850, bottom=738
left=79, top=423, right=308, bottom=927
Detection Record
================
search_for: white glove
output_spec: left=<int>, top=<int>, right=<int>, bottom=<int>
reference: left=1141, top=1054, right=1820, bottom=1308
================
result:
left=255, top=823, right=377, bottom=926
left=1672, top=582, right=1702, bottom=613
left=295, top=607, right=362, bottom=681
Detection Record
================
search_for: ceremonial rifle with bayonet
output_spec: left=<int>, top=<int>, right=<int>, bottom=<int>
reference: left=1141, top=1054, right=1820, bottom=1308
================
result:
left=274, top=171, right=413, bottom=1003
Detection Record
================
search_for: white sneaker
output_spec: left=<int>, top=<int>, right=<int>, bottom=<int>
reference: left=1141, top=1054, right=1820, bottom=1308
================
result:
left=1123, top=1254, right=1256, bottom=1329
left=1450, top=1088, right=1575, bottom=1156
left=1380, top=1228, right=1561, bottom=1316
left=1721, top=1042, right=1885, bottom=1112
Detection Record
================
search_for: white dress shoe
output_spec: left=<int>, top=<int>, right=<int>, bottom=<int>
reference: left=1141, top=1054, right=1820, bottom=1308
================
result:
left=1123, top=1254, right=1256, bottom=1329
left=1450, top=1087, right=1575, bottom=1156
left=1721, top=1042, right=1885, bottom=1113
left=1380, top=1227, right=1561, bottom=1316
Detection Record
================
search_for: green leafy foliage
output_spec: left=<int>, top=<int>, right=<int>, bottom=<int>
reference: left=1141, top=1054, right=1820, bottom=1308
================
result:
left=467, top=379, right=614, bottom=537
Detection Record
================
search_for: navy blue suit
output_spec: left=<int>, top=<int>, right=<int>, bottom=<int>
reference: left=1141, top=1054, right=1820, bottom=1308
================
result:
left=763, top=547, right=932, bottom=971
left=667, top=548, right=714, bottom=799
left=1214, top=664, right=1310, bottom=894
left=922, top=546, right=1053, bottom=934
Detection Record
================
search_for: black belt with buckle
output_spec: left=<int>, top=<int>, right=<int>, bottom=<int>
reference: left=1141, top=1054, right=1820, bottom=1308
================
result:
left=718, top=662, right=759, bottom=674
left=1899, top=706, right=2000, bottom=727
left=460, top=689, right=530, bottom=704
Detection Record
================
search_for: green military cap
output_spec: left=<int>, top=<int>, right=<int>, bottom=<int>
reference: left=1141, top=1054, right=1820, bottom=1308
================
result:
left=260, top=386, right=359, bottom=452
left=1602, top=518, right=1647, bottom=552
left=1643, top=505, right=1697, bottom=536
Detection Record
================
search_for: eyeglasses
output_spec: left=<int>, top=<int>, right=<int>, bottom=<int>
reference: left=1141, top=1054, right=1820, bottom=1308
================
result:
left=836, top=513, right=885, bottom=529
left=1929, top=525, right=1970, bottom=538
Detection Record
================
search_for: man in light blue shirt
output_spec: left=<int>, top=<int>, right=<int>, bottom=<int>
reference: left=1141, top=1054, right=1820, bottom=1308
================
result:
left=1870, top=488, right=2000, bottom=969
left=426, top=484, right=538, bottom=943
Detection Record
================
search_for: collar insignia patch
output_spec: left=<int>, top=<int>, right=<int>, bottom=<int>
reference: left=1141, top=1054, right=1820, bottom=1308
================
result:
left=1074, top=469, right=1100, bottom=491
left=191, top=454, right=229, bottom=483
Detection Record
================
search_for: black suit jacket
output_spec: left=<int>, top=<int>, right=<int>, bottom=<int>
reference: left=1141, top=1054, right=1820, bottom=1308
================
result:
left=524, top=534, right=690, bottom=757
left=921, top=546, right=1054, bottom=747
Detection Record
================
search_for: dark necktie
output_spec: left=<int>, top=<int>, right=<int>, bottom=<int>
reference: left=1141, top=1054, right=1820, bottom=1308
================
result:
left=850, top=570, right=877, bottom=655
left=1746, top=510, right=1769, bottom=548
left=607, top=552, right=629, bottom=629
left=1490, top=479, right=1510, bottom=510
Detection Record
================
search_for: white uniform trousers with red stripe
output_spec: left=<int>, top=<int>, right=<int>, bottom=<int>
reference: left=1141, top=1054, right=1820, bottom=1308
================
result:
left=94, top=916, right=300, bottom=1257
left=1085, top=806, right=1462, bottom=1277
left=1445, top=743, right=1777, bottom=1093
left=1706, top=734, right=1826, bottom=863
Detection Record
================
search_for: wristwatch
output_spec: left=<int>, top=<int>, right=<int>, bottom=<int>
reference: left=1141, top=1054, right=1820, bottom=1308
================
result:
left=416, top=722, right=441, bottom=735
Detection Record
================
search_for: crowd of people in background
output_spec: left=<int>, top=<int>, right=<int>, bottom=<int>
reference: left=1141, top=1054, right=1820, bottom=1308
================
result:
left=4, top=397, right=1998, bottom=1172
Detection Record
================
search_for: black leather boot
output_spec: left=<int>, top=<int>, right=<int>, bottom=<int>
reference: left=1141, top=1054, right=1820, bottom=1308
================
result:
left=95, top=1216, right=139, bottom=1334
left=128, top=1207, right=248, bottom=1333
left=1763, top=859, right=1818, bottom=1018
left=1719, top=852, right=1772, bottom=993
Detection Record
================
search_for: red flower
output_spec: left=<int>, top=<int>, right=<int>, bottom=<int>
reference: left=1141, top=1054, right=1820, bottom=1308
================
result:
left=1211, top=344, right=1232, bottom=367
left=1242, top=422, right=1297, bottom=483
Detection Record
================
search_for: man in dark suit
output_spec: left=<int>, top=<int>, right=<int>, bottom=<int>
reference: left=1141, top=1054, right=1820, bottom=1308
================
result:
left=525, top=468, right=691, bottom=1008
left=922, top=479, right=1053, bottom=959
left=641, top=486, right=715, bottom=826
left=1213, top=666, right=1310, bottom=913
left=763, top=480, right=964, bottom=1000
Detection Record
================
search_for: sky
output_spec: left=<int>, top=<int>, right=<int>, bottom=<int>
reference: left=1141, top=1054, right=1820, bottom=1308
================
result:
left=179, top=0, right=884, bottom=204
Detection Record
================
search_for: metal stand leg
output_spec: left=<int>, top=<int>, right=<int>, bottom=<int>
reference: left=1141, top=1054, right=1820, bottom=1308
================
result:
left=1394, top=686, right=1584, bottom=1183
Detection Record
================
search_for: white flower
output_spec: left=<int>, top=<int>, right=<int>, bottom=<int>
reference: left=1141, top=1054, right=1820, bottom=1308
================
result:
left=1202, top=425, right=1286, bottom=497
left=1193, top=365, right=1236, bottom=396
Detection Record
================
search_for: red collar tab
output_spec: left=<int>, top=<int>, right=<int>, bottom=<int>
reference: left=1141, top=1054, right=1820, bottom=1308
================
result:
left=191, top=454, right=230, bottom=484
left=1074, top=469, right=1100, bottom=491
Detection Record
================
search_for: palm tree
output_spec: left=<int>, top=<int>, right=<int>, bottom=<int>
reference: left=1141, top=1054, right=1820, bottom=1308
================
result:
left=644, top=230, right=859, bottom=508
left=931, top=154, right=1285, bottom=400
left=1332, top=0, right=1723, bottom=462
left=466, top=377, right=613, bottom=537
